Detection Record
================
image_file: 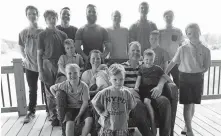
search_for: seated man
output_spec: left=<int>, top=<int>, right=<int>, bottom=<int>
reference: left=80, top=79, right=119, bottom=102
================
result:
left=122, top=41, right=178, bottom=136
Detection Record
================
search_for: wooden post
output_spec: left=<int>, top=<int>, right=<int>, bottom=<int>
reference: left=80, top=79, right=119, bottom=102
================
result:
left=12, top=59, right=27, bottom=116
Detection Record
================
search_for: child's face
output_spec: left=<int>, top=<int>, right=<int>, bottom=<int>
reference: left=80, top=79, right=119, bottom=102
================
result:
left=109, top=72, right=125, bottom=89
left=26, top=8, right=38, bottom=23
left=65, top=44, right=75, bottom=56
left=143, top=55, right=154, bottom=66
left=66, top=67, right=80, bottom=81
left=45, top=14, right=57, bottom=27
left=149, top=34, right=159, bottom=48
left=186, top=27, right=200, bottom=44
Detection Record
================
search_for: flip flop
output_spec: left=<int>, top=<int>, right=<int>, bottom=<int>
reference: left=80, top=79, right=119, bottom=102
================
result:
left=181, top=130, right=187, bottom=135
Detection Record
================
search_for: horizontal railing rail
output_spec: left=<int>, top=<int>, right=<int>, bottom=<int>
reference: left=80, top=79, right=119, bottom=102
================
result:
left=1, top=59, right=221, bottom=116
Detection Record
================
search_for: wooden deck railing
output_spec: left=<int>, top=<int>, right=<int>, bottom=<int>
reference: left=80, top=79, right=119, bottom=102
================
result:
left=1, top=59, right=221, bottom=116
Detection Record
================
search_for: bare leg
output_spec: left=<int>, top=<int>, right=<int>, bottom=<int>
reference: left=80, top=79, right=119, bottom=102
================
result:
left=182, top=104, right=195, bottom=133
left=66, top=121, right=75, bottom=136
left=81, top=117, right=93, bottom=136
left=144, top=98, right=157, bottom=136
left=183, top=104, right=194, bottom=136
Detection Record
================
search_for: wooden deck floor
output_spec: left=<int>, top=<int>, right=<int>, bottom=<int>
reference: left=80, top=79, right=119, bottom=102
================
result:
left=1, top=100, right=221, bottom=136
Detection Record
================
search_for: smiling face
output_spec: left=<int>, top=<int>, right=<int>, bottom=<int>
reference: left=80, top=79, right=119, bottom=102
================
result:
left=143, top=55, right=154, bottom=67
left=66, top=66, right=80, bottom=82
left=90, top=52, right=101, bottom=68
left=112, top=11, right=121, bottom=25
left=65, top=44, right=75, bottom=56
left=45, top=14, right=57, bottom=28
left=128, top=43, right=141, bottom=60
left=186, top=27, right=200, bottom=44
left=60, top=8, right=70, bottom=24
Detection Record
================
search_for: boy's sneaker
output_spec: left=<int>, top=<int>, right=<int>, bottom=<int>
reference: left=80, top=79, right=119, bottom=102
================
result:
left=51, top=118, right=60, bottom=126
left=23, top=112, right=35, bottom=123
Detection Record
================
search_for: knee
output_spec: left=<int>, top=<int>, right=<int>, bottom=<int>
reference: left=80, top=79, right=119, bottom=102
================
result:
left=144, top=98, right=151, bottom=106
left=56, top=90, right=67, bottom=107
left=85, top=117, right=93, bottom=126
left=66, top=121, right=74, bottom=128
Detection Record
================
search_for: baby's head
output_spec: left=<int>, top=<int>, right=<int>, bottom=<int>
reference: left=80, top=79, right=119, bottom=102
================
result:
left=143, top=49, right=155, bottom=67
left=64, top=39, right=75, bottom=56
left=149, top=30, right=160, bottom=49
left=97, top=64, right=108, bottom=71
left=108, top=64, right=125, bottom=89
left=65, top=64, right=80, bottom=81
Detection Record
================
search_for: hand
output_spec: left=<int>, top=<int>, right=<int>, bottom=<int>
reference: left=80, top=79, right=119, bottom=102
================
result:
left=101, top=111, right=109, bottom=118
left=150, top=86, right=163, bottom=99
left=39, top=70, right=45, bottom=82
left=74, top=115, right=81, bottom=125
left=134, top=88, right=139, bottom=92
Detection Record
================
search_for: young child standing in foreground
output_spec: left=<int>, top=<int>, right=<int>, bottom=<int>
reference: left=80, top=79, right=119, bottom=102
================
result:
left=165, top=23, right=211, bottom=136
left=92, top=64, right=137, bottom=136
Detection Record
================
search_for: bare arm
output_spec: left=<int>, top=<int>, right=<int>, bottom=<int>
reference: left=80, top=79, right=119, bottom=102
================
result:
left=134, top=76, right=141, bottom=91
left=77, top=87, right=89, bottom=117
left=75, top=40, right=88, bottom=61
left=165, top=61, right=176, bottom=75
left=102, top=41, right=111, bottom=59
left=50, top=85, right=57, bottom=97
left=37, top=49, right=44, bottom=72
left=163, top=61, right=169, bottom=72
left=19, top=46, right=26, bottom=58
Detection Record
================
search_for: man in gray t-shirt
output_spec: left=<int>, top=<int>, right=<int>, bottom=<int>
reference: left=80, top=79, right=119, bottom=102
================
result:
left=75, top=4, right=111, bottom=62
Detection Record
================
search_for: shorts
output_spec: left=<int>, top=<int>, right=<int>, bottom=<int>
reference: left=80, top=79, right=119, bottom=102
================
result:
left=99, top=128, right=129, bottom=136
left=179, top=72, right=204, bottom=104
left=63, top=107, right=92, bottom=123
left=139, top=85, right=155, bottom=102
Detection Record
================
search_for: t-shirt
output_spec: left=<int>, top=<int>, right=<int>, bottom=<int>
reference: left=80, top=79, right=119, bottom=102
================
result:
left=75, top=24, right=109, bottom=56
left=19, top=27, right=44, bottom=72
left=91, top=86, right=137, bottom=130
left=138, top=65, right=164, bottom=86
left=107, top=27, right=129, bottom=59
left=172, top=41, right=211, bottom=73
left=81, top=69, right=94, bottom=87
left=56, top=25, right=78, bottom=41
left=121, top=61, right=142, bottom=88
left=51, top=80, right=89, bottom=108
left=37, top=28, right=68, bottom=61
left=159, top=27, right=183, bottom=59
left=152, top=46, right=170, bottom=69
left=57, top=54, right=84, bottom=73
left=129, top=20, right=157, bottom=54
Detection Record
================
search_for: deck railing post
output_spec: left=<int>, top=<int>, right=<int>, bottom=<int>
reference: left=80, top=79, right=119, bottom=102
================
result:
left=12, top=59, right=27, bottom=116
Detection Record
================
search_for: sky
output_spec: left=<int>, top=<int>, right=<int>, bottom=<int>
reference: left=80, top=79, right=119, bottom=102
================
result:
left=0, top=0, right=221, bottom=41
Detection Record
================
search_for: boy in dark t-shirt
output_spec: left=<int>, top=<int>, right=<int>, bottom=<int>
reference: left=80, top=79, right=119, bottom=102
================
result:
left=134, top=49, right=171, bottom=136
left=56, top=7, right=78, bottom=41
left=37, top=10, right=67, bottom=126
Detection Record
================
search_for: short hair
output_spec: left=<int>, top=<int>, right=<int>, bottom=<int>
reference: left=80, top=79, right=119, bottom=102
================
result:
left=185, top=23, right=201, bottom=35
left=87, top=4, right=96, bottom=9
left=64, top=39, right=74, bottom=46
left=25, top=5, right=39, bottom=16
left=43, top=10, right=58, bottom=20
left=163, top=10, right=174, bottom=17
left=128, top=41, right=141, bottom=49
left=60, top=7, right=70, bottom=15
left=143, top=49, right=156, bottom=59
left=108, top=64, right=125, bottom=76
left=139, top=1, right=149, bottom=9
left=150, top=30, right=160, bottom=36
left=65, top=63, right=80, bottom=73
left=111, top=10, right=121, bottom=17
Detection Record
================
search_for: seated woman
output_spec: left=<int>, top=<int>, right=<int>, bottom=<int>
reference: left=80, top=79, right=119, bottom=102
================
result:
left=51, top=64, right=93, bottom=136
left=81, top=50, right=105, bottom=98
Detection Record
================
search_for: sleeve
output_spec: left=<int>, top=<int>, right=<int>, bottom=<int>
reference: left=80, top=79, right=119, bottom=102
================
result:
left=126, top=90, right=137, bottom=111
left=18, top=31, right=24, bottom=47
left=163, top=49, right=170, bottom=62
left=172, top=46, right=182, bottom=64
left=129, top=24, right=137, bottom=42
left=75, top=27, right=84, bottom=40
left=156, top=66, right=165, bottom=77
left=203, top=48, right=211, bottom=70
left=37, top=32, right=45, bottom=50
left=91, top=90, right=105, bottom=113
left=58, top=55, right=65, bottom=66
left=102, top=28, right=109, bottom=42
